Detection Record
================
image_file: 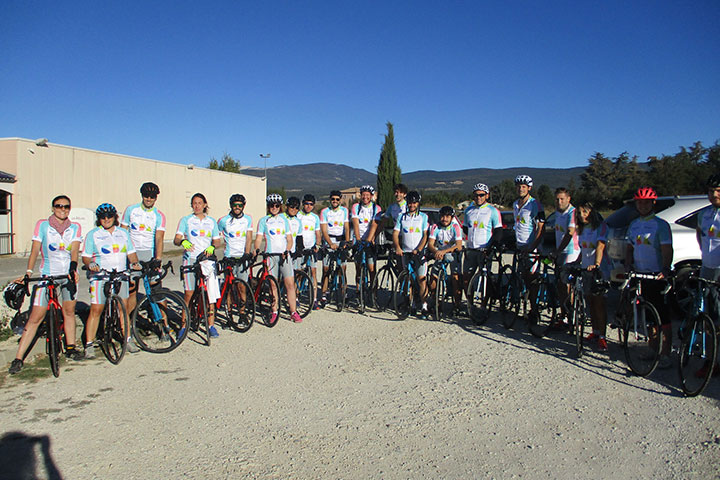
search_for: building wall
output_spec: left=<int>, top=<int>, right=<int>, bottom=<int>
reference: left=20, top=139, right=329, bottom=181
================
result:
left=0, top=138, right=266, bottom=254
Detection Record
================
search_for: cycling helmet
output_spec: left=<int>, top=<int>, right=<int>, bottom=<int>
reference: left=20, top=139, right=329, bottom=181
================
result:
left=514, top=175, right=533, bottom=187
left=706, top=174, right=720, bottom=189
left=360, top=185, right=375, bottom=194
left=633, top=187, right=657, bottom=200
left=406, top=191, right=421, bottom=203
left=266, top=193, right=283, bottom=204
left=140, top=182, right=160, bottom=197
left=96, top=203, right=117, bottom=217
left=286, top=196, right=301, bottom=208
left=302, top=194, right=316, bottom=203
left=439, top=206, right=455, bottom=217
left=329, top=190, right=342, bottom=199
left=229, top=194, right=246, bottom=205
left=472, top=183, right=489, bottom=193
left=4, top=282, right=27, bottom=311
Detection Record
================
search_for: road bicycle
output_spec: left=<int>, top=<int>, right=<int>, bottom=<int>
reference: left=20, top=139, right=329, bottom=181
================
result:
left=498, top=250, right=530, bottom=329
left=527, top=253, right=560, bottom=338
left=180, top=254, right=216, bottom=346
left=350, top=241, right=376, bottom=314
left=371, top=245, right=398, bottom=312
left=466, top=246, right=505, bottom=325
left=394, top=251, right=428, bottom=320
left=216, top=255, right=255, bottom=332
left=560, top=264, right=594, bottom=358
left=247, top=251, right=283, bottom=327
left=427, top=253, right=461, bottom=321
left=320, top=243, right=349, bottom=312
left=131, top=259, right=190, bottom=353
left=84, top=267, right=133, bottom=364
left=280, top=251, right=315, bottom=319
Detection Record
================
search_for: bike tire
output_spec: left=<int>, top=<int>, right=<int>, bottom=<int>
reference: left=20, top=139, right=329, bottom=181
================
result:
left=291, top=270, right=314, bottom=318
left=230, top=280, right=255, bottom=332
left=394, top=271, right=412, bottom=320
left=357, top=264, right=369, bottom=314
left=331, top=268, right=346, bottom=312
left=467, top=271, right=490, bottom=325
left=371, top=264, right=395, bottom=312
left=528, top=280, right=556, bottom=338
left=100, top=294, right=128, bottom=364
left=623, top=300, right=662, bottom=377
left=46, top=306, right=62, bottom=377
left=679, top=313, right=717, bottom=397
left=132, top=289, right=190, bottom=353
left=189, top=289, right=211, bottom=346
left=573, top=293, right=585, bottom=358
left=260, top=276, right=281, bottom=327
left=433, top=268, right=454, bottom=321
left=498, top=266, right=517, bottom=328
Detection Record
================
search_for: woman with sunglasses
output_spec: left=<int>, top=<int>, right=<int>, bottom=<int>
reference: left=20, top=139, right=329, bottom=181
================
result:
left=82, top=203, right=142, bottom=359
left=7, top=196, right=83, bottom=374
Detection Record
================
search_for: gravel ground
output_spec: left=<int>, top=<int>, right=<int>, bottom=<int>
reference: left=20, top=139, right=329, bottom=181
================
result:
left=1, top=255, right=719, bottom=479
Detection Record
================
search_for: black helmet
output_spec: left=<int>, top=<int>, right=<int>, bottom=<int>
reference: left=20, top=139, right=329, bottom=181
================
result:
left=140, top=182, right=160, bottom=197
left=4, top=282, right=27, bottom=310
left=439, top=206, right=455, bottom=217
left=229, top=194, right=246, bottom=205
left=706, top=174, right=720, bottom=189
left=302, top=194, right=316, bottom=204
left=96, top=203, right=117, bottom=217
left=406, top=191, right=421, bottom=203
left=286, top=196, right=301, bottom=208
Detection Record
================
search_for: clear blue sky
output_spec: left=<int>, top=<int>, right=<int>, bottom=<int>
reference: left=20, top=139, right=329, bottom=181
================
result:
left=2, top=1, right=718, bottom=172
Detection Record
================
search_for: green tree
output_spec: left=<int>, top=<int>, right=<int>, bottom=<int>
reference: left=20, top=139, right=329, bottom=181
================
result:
left=535, top=184, right=553, bottom=209
left=376, top=122, right=401, bottom=209
left=208, top=152, right=242, bottom=173
left=490, top=179, right=516, bottom=208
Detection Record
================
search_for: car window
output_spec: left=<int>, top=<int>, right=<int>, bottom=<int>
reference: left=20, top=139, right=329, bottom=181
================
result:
left=676, top=208, right=704, bottom=230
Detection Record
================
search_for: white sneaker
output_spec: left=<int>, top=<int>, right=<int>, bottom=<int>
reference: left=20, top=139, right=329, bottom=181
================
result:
left=84, top=344, right=96, bottom=359
left=127, top=337, right=140, bottom=353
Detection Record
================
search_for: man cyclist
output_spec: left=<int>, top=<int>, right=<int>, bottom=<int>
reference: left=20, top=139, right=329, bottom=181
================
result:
left=218, top=194, right=254, bottom=310
left=428, top=206, right=464, bottom=313
left=283, top=196, right=302, bottom=269
left=625, top=186, right=673, bottom=368
left=351, top=185, right=383, bottom=291
left=393, top=191, right=430, bottom=318
left=297, top=194, right=322, bottom=309
left=552, top=187, right=580, bottom=327
left=319, top=190, right=350, bottom=307
left=512, top=174, right=546, bottom=321
left=121, top=182, right=166, bottom=318
left=368, top=183, right=407, bottom=248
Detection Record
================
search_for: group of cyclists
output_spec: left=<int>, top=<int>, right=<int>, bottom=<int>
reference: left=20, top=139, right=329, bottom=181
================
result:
left=5, top=173, right=720, bottom=383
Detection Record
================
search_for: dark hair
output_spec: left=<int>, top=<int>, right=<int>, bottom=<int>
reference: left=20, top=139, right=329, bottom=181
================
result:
left=51, top=195, right=71, bottom=208
left=95, top=214, right=119, bottom=227
left=394, top=183, right=408, bottom=194
left=575, top=201, right=603, bottom=235
left=191, top=193, right=209, bottom=213
left=555, top=187, right=570, bottom=196
left=329, top=190, right=342, bottom=198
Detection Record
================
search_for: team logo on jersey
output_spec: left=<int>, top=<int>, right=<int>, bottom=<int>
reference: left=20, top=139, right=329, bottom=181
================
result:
left=709, top=226, right=716, bottom=237
left=49, top=242, right=66, bottom=252
left=363, top=218, right=369, bottom=223
left=519, top=217, right=527, bottom=224
left=190, top=229, right=199, bottom=237
left=268, top=229, right=276, bottom=236
left=303, top=225, right=309, bottom=230
left=635, top=235, right=651, bottom=245
left=131, top=223, right=139, bottom=230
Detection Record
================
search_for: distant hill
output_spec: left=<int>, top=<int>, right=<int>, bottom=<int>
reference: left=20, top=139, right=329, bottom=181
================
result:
left=240, top=163, right=586, bottom=196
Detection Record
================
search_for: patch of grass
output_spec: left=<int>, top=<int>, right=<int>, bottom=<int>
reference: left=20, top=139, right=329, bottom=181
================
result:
left=0, top=326, right=13, bottom=342
left=0, top=354, right=65, bottom=387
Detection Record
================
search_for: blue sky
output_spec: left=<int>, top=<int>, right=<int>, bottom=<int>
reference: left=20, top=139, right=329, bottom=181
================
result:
left=1, top=1, right=718, bottom=172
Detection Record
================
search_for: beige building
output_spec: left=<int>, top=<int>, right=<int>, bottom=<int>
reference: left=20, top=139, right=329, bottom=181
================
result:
left=0, top=138, right=266, bottom=255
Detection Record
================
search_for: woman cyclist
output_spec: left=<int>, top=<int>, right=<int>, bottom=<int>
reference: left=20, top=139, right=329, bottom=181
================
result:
left=8, top=195, right=83, bottom=374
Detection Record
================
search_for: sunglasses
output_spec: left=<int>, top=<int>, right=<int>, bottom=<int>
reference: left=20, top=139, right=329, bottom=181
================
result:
left=142, top=194, right=157, bottom=199
left=98, top=213, right=115, bottom=220
left=330, top=197, right=341, bottom=201
left=232, top=203, right=245, bottom=208
left=53, top=204, right=71, bottom=210
left=303, top=202, right=315, bottom=206
left=269, top=203, right=281, bottom=208
left=288, top=205, right=299, bottom=209
left=474, top=193, right=487, bottom=197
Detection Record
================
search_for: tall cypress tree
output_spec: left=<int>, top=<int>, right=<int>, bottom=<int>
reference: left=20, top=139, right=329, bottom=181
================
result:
left=377, top=122, right=401, bottom=209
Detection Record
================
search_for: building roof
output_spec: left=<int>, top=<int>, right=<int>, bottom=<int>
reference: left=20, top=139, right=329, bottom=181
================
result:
left=0, top=171, right=16, bottom=183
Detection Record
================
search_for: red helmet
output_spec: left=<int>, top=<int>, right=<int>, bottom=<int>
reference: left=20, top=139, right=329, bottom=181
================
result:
left=633, top=187, right=657, bottom=200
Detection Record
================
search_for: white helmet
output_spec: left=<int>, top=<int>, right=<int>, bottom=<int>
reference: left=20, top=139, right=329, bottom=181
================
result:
left=266, top=193, right=283, bottom=204
left=360, top=185, right=375, bottom=194
left=472, top=183, right=489, bottom=193
left=514, top=174, right=533, bottom=187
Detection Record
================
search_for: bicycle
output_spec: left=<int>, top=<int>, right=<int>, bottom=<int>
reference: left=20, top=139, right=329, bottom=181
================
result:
left=427, top=252, right=461, bottom=321
left=351, top=241, right=376, bottom=314
left=247, top=251, right=283, bottom=327
left=180, top=253, right=216, bottom=346
left=280, top=252, right=315, bottom=319
left=394, top=251, right=428, bottom=320
left=84, top=267, right=133, bottom=364
left=526, top=253, right=560, bottom=338
left=466, top=246, right=505, bottom=325
left=22, top=274, right=75, bottom=377
left=371, top=245, right=398, bottom=312
left=560, top=263, right=591, bottom=358
left=131, top=259, right=190, bottom=353
left=675, top=270, right=718, bottom=396
left=216, top=255, right=256, bottom=332
left=616, top=271, right=669, bottom=377
left=498, top=250, right=530, bottom=329
left=320, top=243, right=349, bottom=312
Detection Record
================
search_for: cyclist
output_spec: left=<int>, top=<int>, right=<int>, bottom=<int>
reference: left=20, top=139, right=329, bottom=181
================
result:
left=297, top=194, right=322, bottom=309
left=283, top=196, right=302, bottom=269
left=428, top=205, right=464, bottom=312
left=319, top=190, right=350, bottom=307
left=121, top=182, right=166, bottom=316
left=8, top=195, right=83, bottom=374
left=463, top=183, right=503, bottom=300
left=351, top=185, right=383, bottom=289
left=83, top=203, right=142, bottom=358
left=368, top=183, right=407, bottom=247
left=552, top=187, right=580, bottom=327
left=624, top=186, right=673, bottom=368
left=255, top=193, right=302, bottom=323
left=577, top=201, right=610, bottom=351
left=393, top=191, right=430, bottom=318
left=174, top=193, right=222, bottom=338
left=512, top=174, right=546, bottom=320
left=218, top=194, right=254, bottom=307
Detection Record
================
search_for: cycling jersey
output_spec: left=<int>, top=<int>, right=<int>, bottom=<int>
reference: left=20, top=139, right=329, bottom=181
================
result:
left=554, top=205, right=580, bottom=262
left=297, top=211, right=321, bottom=249
left=513, top=196, right=545, bottom=247
left=625, top=214, right=672, bottom=273
left=351, top=202, right=382, bottom=240
left=176, top=214, right=220, bottom=261
left=257, top=214, right=291, bottom=254
left=429, top=222, right=462, bottom=251
left=697, top=205, right=720, bottom=268
left=320, top=206, right=349, bottom=239
left=82, top=226, right=136, bottom=272
left=32, top=219, right=82, bottom=276
left=578, top=223, right=608, bottom=269
left=283, top=213, right=301, bottom=253
left=394, top=211, right=429, bottom=252
left=120, top=203, right=166, bottom=255
left=382, top=200, right=407, bottom=225
left=218, top=213, right=253, bottom=258
left=464, top=203, right=502, bottom=249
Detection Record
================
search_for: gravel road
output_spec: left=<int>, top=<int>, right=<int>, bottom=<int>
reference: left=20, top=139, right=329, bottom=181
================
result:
left=1, top=254, right=719, bottom=479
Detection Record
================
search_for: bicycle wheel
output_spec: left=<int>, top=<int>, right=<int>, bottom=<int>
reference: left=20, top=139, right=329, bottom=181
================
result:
left=132, top=289, right=190, bottom=353
left=467, top=271, right=490, bottom=325
left=623, top=300, right=662, bottom=377
left=528, top=280, right=556, bottom=338
left=572, top=293, right=586, bottom=358
left=498, top=266, right=517, bottom=328
left=289, top=270, right=314, bottom=318
left=357, top=264, right=370, bottom=314
left=227, top=280, right=255, bottom=332
left=679, top=313, right=717, bottom=396
left=46, top=306, right=62, bottom=377
left=100, top=294, right=128, bottom=364
left=189, top=290, right=210, bottom=346
left=259, top=276, right=281, bottom=327
left=331, top=268, right=346, bottom=312
left=433, top=268, right=454, bottom=321
left=394, top=271, right=412, bottom=320
left=371, top=264, right=395, bottom=312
